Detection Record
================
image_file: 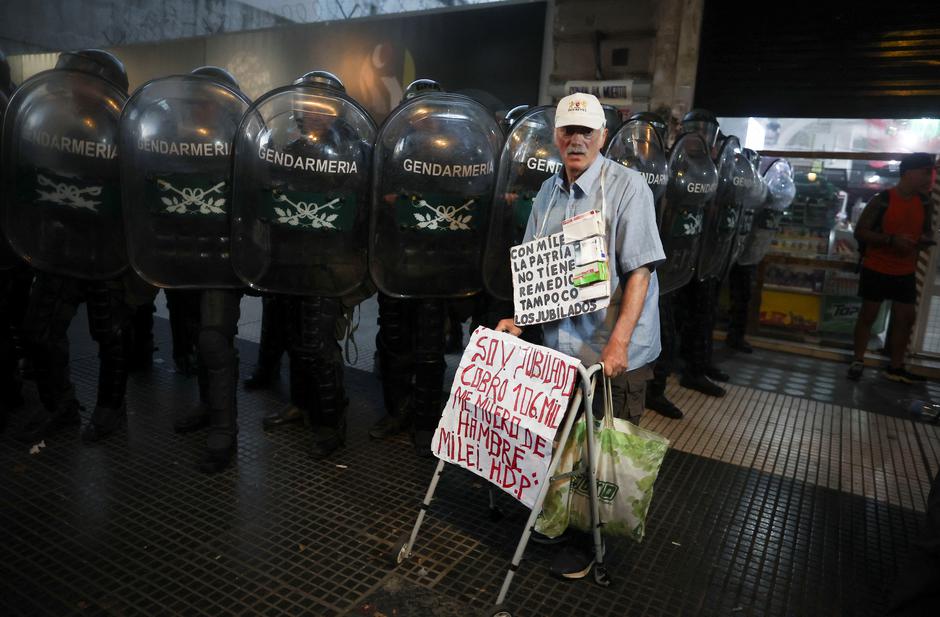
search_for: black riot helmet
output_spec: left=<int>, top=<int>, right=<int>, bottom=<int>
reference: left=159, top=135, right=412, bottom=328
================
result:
left=681, top=108, right=719, bottom=148
left=743, top=147, right=761, bottom=170
left=628, top=111, right=668, bottom=147
left=293, top=70, right=345, bottom=91
left=56, top=49, right=128, bottom=94
left=403, top=79, right=442, bottom=100
left=190, top=65, right=240, bottom=91
left=0, top=50, right=14, bottom=97
left=502, top=104, right=531, bottom=133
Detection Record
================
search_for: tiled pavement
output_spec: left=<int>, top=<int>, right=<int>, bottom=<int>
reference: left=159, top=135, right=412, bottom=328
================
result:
left=1, top=295, right=938, bottom=616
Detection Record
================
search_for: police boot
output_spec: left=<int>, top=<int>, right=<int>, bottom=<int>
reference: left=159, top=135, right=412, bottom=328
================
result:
left=726, top=336, right=753, bottom=353
left=199, top=408, right=238, bottom=474
left=175, top=365, right=211, bottom=433
left=308, top=361, right=348, bottom=461
left=412, top=358, right=446, bottom=459
left=261, top=403, right=303, bottom=431
left=370, top=347, right=413, bottom=439
left=81, top=403, right=127, bottom=443
left=705, top=364, right=730, bottom=382
left=680, top=373, right=726, bottom=397
left=645, top=390, right=683, bottom=420
left=16, top=399, right=83, bottom=443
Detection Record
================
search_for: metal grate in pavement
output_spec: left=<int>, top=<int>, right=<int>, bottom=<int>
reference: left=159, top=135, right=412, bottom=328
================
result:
left=0, top=314, right=938, bottom=616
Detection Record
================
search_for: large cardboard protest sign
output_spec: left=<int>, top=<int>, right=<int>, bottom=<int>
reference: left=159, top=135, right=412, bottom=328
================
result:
left=511, top=232, right=610, bottom=326
left=432, top=327, right=580, bottom=508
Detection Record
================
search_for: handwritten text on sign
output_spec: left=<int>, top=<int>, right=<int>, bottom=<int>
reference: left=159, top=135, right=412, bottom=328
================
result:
left=511, top=232, right=610, bottom=326
left=432, top=327, right=580, bottom=508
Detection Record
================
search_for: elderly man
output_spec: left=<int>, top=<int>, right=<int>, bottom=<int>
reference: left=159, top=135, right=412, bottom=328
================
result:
left=498, top=92, right=665, bottom=578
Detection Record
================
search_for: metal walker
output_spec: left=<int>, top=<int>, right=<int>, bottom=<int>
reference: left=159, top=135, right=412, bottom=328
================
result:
left=390, top=362, right=609, bottom=617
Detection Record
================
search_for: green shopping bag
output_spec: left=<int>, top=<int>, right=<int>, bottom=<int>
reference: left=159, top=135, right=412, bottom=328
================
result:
left=535, top=374, right=669, bottom=542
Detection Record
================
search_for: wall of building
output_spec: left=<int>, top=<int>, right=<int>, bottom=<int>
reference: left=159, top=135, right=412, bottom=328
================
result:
left=543, top=0, right=704, bottom=133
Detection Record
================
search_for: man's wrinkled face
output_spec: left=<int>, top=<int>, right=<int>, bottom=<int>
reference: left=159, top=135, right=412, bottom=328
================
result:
left=554, top=125, right=607, bottom=178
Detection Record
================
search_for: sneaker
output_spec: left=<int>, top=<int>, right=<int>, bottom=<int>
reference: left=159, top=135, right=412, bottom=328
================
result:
left=646, top=392, right=684, bottom=419
left=680, top=374, right=726, bottom=397
left=884, top=366, right=927, bottom=384
left=847, top=361, right=864, bottom=381
left=550, top=544, right=595, bottom=580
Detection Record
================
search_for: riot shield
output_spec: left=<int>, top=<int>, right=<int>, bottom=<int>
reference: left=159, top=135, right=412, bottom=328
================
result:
left=482, top=105, right=558, bottom=300
left=0, top=89, right=21, bottom=270
left=120, top=75, right=251, bottom=288
left=601, top=104, right=622, bottom=153
left=606, top=117, right=669, bottom=204
left=370, top=90, right=502, bottom=298
left=231, top=77, right=376, bottom=296
left=696, top=135, right=747, bottom=280
left=722, top=149, right=761, bottom=277
left=657, top=132, right=718, bottom=294
left=737, top=159, right=795, bottom=266
left=1, top=69, right=127, bottom=279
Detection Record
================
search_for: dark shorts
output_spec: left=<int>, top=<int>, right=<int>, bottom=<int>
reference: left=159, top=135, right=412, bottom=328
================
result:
left=858, top=267, right=917, bottom=305
left=591, top=363, right=653, bottom=425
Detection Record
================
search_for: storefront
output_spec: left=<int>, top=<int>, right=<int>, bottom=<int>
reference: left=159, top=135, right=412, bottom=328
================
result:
left=716, top=117, right=940, bottom=357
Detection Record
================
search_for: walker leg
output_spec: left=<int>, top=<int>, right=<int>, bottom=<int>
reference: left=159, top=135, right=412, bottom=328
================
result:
left=392, top=458, right=446, bottom=566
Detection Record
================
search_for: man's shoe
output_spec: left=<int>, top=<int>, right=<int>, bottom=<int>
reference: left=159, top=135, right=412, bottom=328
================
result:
left=550, top=544, right=595, bottom=580
left=681, top=374, right=726, bottom=397
left=530, top=529, right=572, bottom=545
left=884, top=366, right=927, bottom=384
left=369, top=413, right=412, bottom=439
left=309, top=425, right=346, bottom=461
left=15, top=400, right=82, bottom=443
left=646, top=393, right=684, bottom=419
left=173, top=403, right=210, bottom=434
left=726, top=337, right=753, bottom=353
left=261, top=403, right=303, bottom=431
left=243, top=367, right=279, bottom=390
left=81, top=404, right=126, bottom=443
left=705, top=365, right=730, bottom=382
left=847, top=361, right=864, bottom=381
left=413, top=429, right=434, bottom=458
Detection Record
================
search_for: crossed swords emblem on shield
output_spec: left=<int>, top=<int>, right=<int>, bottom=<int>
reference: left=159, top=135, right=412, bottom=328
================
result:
left=272, top=193, right=342, bottom=229
left=35, top=174, right=102, bottom=212
left=158, top=179, right=227, bottom=215
left=411, top=197, right=474, bottom=231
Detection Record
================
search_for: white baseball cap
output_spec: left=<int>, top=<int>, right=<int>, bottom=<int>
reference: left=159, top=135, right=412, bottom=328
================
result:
left=555, top=93, right=605, bottom=130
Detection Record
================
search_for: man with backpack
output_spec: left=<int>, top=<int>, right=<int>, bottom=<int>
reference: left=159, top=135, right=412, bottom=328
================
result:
left=849, top=152, right=935, bottom=382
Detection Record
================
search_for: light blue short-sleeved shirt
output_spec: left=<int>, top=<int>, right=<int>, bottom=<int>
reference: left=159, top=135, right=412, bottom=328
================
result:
left=523, top=154, right=666, bottom=368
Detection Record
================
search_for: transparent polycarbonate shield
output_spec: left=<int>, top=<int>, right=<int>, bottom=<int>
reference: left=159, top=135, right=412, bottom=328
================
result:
left=482, top=106, right=558, bottom=301
left=723, top=150, right=761, bottom=276
left=657, top=132, right=718, bottom=295
left=606, top=118, right=669, bottom=203
left=120, top=75, right=251, bottom=288
left=231, top=84, right=375, bottom=296
left=0, top=89, right=21, bottom=270
left=370, top=92, right=502, bottom=298
left=737, top=159, right=795, bottom=266
left=697, top=136, right=746, bottom=281
left=1, top=69, right=127, bottom=280
left=764, top=158, right=797, bottom=212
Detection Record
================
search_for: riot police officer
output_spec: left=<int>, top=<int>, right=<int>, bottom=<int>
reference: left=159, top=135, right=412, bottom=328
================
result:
left=3, top=49, right=136, bottom=443
left=369, top=79, right=501, bottom=456
left=120, top=66, right=251, bottom=472
left=231, top=70, right=376, bottom=458
left=727, top=157, right=796, bottom=352
left=606, top=111, right=676, bottom=418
